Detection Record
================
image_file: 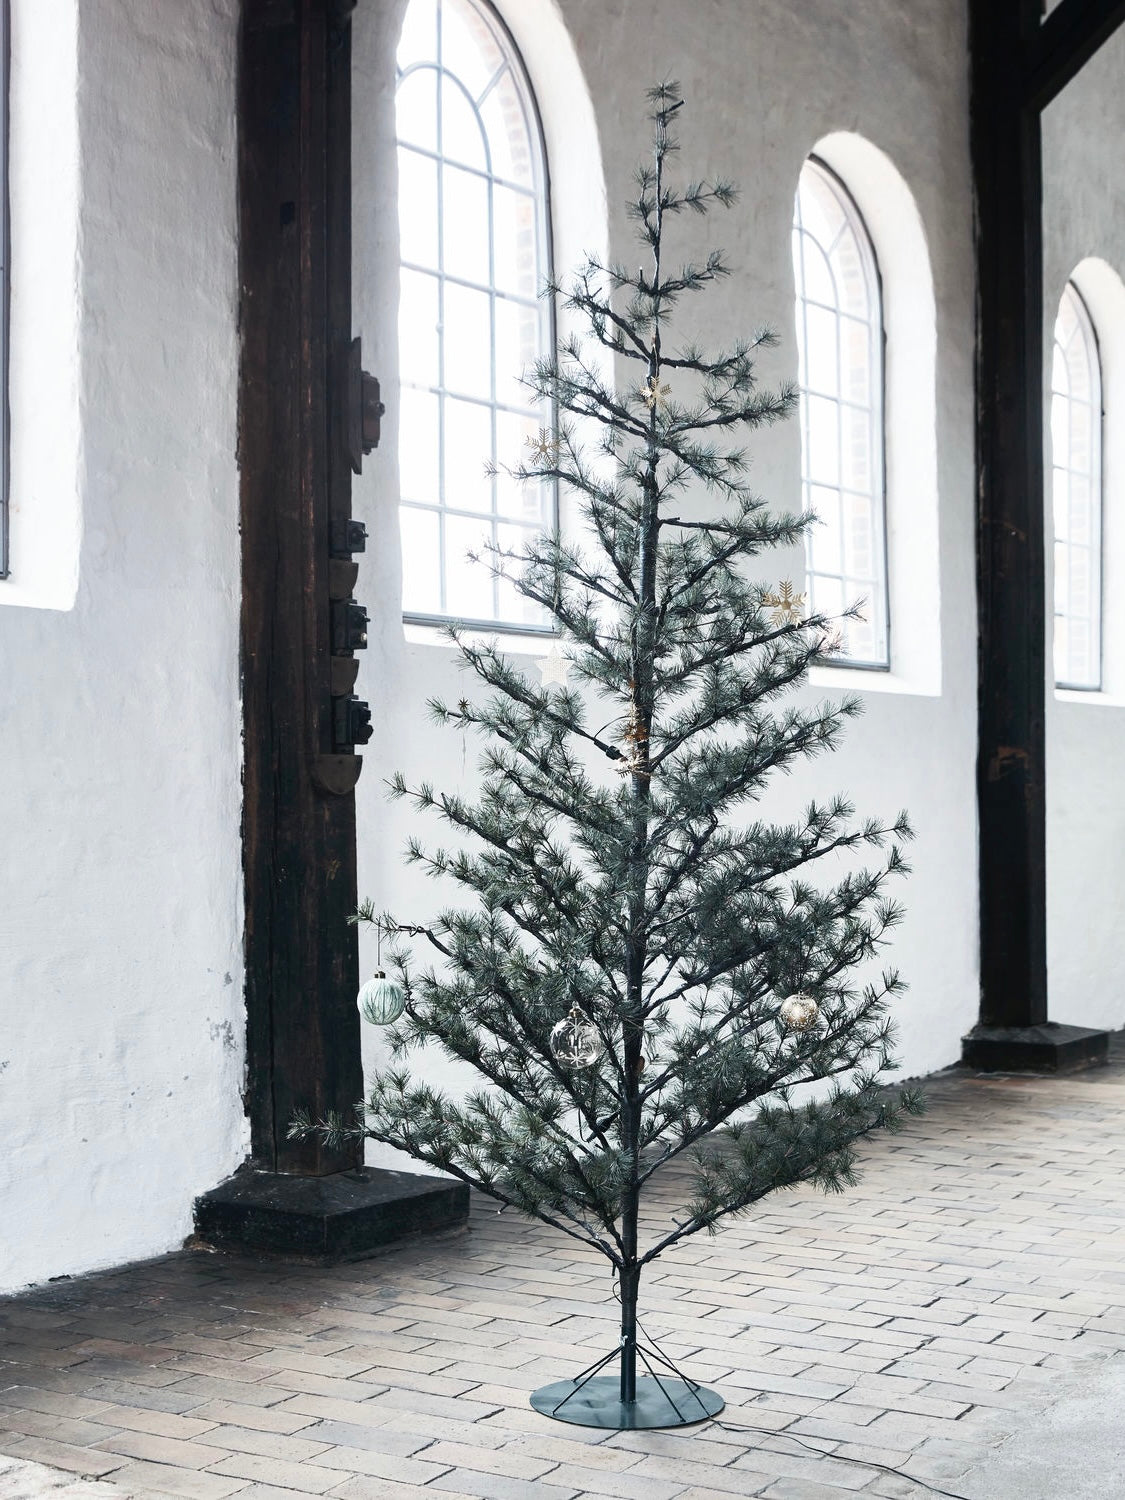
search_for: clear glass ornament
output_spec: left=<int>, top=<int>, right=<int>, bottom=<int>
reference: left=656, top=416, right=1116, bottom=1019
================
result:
left=358, top=969, right=406, bottom=1026
left=778, top=993, right=820, bottom=1032
left=550, top=1004, right=603, bottom=1068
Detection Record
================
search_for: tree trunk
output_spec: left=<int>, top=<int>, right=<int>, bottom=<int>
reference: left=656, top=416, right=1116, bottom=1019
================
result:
left=619, top=1259, right=640, bottom=1404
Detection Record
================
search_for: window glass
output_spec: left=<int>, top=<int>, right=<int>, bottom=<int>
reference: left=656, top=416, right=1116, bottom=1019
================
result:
left=396, top=0, right=553, bottom=629
left=792, top=159, right=887, bottom=666
left=1052, top=282, right=1102, bottom=690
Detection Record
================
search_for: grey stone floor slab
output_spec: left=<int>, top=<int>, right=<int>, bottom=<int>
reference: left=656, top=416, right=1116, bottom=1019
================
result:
left=0, top=1457, right=126, bottom=1500
left=959, top=1353, right=1125, bottom=1500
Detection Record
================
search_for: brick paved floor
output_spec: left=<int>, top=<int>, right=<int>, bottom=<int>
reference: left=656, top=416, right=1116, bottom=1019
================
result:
left=4, top=1056, right=1125, bottom=1499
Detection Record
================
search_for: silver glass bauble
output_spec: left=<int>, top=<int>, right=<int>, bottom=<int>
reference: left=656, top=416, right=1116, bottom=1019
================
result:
left=778, top=993, right=820, bottom=1032
left=358, top=969, right=406, bottom=1026
left=550, top=1004, right=603, bottom=1068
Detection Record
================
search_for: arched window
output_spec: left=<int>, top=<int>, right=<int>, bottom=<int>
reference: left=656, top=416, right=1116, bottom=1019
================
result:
left=792, top=158, right=887, bottom=667
left=395, top=0, right=554, bottom=629
left=1051, top=282, right=1103, bottom=690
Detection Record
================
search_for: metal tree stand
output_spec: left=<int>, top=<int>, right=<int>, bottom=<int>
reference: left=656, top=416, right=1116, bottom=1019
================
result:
left=530, top=1269, right=725, bottom=1430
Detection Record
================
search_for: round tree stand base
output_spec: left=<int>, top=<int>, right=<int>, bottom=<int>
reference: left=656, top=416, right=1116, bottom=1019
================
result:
left=530, top=1374, right=724, bottom=1429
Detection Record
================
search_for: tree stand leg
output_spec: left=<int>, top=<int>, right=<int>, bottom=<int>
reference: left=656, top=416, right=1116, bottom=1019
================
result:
left=529, top=1266, right=725, bottom=1430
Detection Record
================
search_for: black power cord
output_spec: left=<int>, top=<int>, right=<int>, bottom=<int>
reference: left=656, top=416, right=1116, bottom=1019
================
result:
left=705, top=1411, right=973, bottom=1500
left=620, top=1301, right=974, bottom=1500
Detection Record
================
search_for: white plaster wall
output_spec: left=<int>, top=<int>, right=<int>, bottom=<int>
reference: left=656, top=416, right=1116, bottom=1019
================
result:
left=0, top=0, right=245, bottom=1293
left=352, top=0, right=979, bottom=1176
left=1044, top=29, right=1125, bottom=1033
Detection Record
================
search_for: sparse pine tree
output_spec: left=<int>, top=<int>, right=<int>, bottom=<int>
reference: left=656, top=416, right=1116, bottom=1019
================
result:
left=295, top=83, right=920, bottom=1430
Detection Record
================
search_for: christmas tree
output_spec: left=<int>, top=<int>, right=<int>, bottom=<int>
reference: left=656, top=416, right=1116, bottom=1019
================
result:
left=297, top=83, right=919, bottom=1430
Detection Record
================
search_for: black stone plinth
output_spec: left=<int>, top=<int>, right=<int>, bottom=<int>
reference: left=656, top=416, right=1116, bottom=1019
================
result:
left=192, top=1166, right=469, bottom=1264
left=962, top=1022, right=1110, bottom=1075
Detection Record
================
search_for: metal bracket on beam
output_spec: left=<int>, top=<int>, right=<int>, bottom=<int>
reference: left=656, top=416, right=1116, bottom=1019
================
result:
left=346, top=337, right=385, bottom=474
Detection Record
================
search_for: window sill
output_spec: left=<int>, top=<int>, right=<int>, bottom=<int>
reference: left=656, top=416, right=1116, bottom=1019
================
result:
left=808, top=661, right=941, bottom=698
left=404, top=617, right=560, bottom=658
left=1054, top=686, right=1125, bottom=708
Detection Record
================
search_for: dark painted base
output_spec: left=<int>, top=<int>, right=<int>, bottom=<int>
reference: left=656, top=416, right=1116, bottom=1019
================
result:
left=530, top=1374, right=724, bottom=1429
left=192, top=1165, right=469, bottom=1264
left=962, top=1022, right=1110, bottom=1074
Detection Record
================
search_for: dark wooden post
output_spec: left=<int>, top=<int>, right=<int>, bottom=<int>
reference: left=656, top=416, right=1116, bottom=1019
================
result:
left=964, top=0, right=1117, bottom=1071
left=235, top=0, right=365, bottom=1177
left=194, top=0, right=468, bottom=1256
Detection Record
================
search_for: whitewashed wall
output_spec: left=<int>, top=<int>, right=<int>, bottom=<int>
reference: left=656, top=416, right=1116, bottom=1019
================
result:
left=1044, top=31, right=1125, bottom=1033
left=351, top=0, right=980, bottom=1178
left=0, top=0, right=245, bottom=1294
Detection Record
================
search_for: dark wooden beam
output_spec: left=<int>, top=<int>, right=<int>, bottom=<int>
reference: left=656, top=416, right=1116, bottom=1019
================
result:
left=236, top=0, right=365, bottom=1174
left=966, top=0, right=1108, bottom=1071
left=1024, top=0, right=1125, bottom=111
left=971, top=0, right=1048, bottom=1037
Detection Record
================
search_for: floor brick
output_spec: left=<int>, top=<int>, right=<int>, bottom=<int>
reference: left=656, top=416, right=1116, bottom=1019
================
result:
left=203, top=1453, right=347, bottom=1494
left=87, top=1460, right=249, bottom=1499
left=183, top=1403, right=318, bottom=1436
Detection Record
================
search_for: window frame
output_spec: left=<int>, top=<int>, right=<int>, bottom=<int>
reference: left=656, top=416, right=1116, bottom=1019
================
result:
left=1051, top=280, right=1104, bottom=692
left=395, top=0, right=558, bottom=635
left=792, top=153, right=890, bottom=671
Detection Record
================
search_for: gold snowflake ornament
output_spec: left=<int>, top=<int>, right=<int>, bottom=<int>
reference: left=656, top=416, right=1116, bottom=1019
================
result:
left=640, top=377, right=671, bottom=410
left=763, top=580, right=806, bottom=628
left=526, top=428, right=560, bottom=465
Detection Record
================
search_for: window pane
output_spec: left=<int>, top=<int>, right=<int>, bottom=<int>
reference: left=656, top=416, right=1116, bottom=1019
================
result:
left=807, top=490, right=842, bottom=576
left=399, top=268, right=440, bottom=389
left=396, top=0, right=554, bottom=628
left=442, top=397, right=493, bottom=514
left=399, top=388, right=440, bottom=504
left=396, top=68, right=437, bottom=153
left=441, top=163, right=491, bottom=285
left=440, top=74, right=488, bottom=173
left=443, top=282, right=492, bottom=400
left=480, top=69, right=535, bottom=187
left=805, top=395, right=840, bottom=487
left=441, top=0, right=504, bottom=101
left=796, top=233, right=836, bottom=309
left=792, top=158, right=887, bottom=667
left=802, top=303, right=838, bottom=397
left=495, top=409, right=540, bottom=497
left=494, top=297, right=539, bottom=408
left=496, top=522, right=544, bottom=623
left=493, top=185, right=539, bottom=299
left=840, top=317, right=872, bottom=406
left=398, top=148, right=439, bottom=269
left=841, top=404, right=874, bottom=494
left=1050, top=283, right=1102, bottom=689
left=400, top=505, right=442, bottom=615
left=445, top=512, right=495, bottom=619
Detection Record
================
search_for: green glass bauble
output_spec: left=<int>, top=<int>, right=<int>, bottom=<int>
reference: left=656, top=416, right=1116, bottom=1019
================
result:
left=358, top=969, right=406, bottom=1026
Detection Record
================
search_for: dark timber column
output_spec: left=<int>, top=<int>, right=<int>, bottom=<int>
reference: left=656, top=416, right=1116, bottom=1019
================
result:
left=963, top=0, right=1108, bottom=1073
left=193, top=0, right=468, bottom=1256
left=237, top=0, right=363, bottom=1176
